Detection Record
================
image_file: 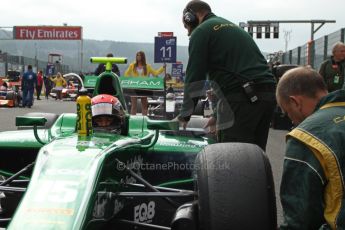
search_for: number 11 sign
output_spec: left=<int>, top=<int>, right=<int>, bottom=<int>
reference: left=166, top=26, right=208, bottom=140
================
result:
left=154, top=36, right=177, bottom=63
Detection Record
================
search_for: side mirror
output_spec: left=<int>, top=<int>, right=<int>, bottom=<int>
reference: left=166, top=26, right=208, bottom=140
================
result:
left=16, top=116, right=47, bottom=127
left=147, top=119, right=179, bottom=131
left=15, top=116, right=48, bottom=145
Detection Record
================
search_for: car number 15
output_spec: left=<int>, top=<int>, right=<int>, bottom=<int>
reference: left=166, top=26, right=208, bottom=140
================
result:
left=34, top=180, right=79, bottom=203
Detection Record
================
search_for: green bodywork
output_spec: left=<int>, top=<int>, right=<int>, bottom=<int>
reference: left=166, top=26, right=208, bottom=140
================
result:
left=84, top=76, right=164, bottom=91
left=83, top=75, right=98, bottom=89
left=0, top=57, right=214, bottom=229
left=120, top=77, right=164, bottom=90
left=3, top=114, right=210, bottom=229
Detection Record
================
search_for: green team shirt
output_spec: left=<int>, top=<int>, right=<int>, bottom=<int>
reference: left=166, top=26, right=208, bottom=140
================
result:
left=280, top=90, right=345, bottom=229
left=318, top=58, right=345, bottom=92
left=181, top=13, right=275, bottom=117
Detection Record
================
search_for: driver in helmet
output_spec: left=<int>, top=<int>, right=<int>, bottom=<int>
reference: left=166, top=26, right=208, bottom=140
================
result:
left=91, top=94, right=126, bottom=134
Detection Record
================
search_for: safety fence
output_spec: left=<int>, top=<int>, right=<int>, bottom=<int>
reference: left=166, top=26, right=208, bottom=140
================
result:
left=0, top=52, right=69, bottom=76
left=281, top=28, right=345, bottom=70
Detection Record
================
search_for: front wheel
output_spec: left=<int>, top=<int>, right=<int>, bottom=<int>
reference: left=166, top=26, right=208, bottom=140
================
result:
left=5, top=91, right=18, bottom=107
left=196, top=143, right=277, bottom=230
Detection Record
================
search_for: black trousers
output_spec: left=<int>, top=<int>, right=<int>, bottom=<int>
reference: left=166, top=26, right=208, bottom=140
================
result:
left=36, top=85, right=42, bottom=99
left=217, top=92, right=276, bottom=151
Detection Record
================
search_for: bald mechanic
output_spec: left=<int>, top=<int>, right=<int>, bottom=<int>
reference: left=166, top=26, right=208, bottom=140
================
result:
left=277, top=66, right=345, bottom=229
left=177, top=0, right=276, bottom=150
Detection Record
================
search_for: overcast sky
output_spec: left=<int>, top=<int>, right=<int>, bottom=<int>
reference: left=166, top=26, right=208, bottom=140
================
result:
left=0, top=0, right=343, bottom=54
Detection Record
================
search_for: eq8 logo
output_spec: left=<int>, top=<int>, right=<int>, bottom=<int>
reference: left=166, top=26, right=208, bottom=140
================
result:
left=134, top=201, right=156, bottom=223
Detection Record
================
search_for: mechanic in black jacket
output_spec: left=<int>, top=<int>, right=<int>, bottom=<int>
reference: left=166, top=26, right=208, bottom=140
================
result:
left=177, top=0, right=276, bottom=150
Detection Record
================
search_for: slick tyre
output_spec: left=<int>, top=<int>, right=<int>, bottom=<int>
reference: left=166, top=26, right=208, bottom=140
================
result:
left=5, top=91, right=18, bottom=107
left=0, top=175, right=24, bottom=225
left=196, top=143, right=277, bottom=230
left=5, top=91, right=15, bottom=101
left=17, top=112, right=59, bottom=129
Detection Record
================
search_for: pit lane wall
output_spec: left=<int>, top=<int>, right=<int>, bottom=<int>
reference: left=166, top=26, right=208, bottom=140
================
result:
left=280, top=28, right=345, bottom=70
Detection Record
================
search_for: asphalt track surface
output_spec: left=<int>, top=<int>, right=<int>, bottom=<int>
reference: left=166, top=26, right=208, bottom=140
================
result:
left=0, top=97, right=288, bottom=225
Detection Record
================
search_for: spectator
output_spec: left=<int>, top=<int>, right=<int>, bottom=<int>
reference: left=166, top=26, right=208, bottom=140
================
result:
left=175, top=76, right=184, bottom=88
left=49, top=72, right=67, bottom=101
left=124, top=50, right=166, bottom=115
left=167, top=84, right=175, bottom=94
left=94, top=53, right=120, bottom=76
left=21, top=65, right=37, bottom=108
left=36, top=70, right=43, bottom=100
left=319, top=42, right=345, bottom=92
left=276, top=66, right=345, bottom=229
left=178, top=0, right=276, bottom=150
left=164, top=73, right=172, bottom=82
left=43, top=74, right=53, bottom=99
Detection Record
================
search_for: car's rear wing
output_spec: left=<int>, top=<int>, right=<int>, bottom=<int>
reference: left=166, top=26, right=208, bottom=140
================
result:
left=120, top=76, right=165, bottom=97
left=83, top=75, right=166, bottom=97
left=83, top=74, right=98, bottom=89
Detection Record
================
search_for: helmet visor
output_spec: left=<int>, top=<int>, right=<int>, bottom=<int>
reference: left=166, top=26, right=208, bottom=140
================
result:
left=92, top=103, right=113, bottom=117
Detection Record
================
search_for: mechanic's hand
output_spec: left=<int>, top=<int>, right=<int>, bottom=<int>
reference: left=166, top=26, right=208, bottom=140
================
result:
left=203, top=116, right=216, bottom=134
left=173, top=116, right=188, bottom=130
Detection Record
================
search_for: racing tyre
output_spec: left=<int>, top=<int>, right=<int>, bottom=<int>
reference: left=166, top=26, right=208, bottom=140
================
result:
left=5, top=91, right=18, bottom=107
left=5, top=91, right=15, bottom=101
left=196, top=143, right=277, bottom=230
left=17, top=112, right=59, bottom=130
left=0, top=175, right=24, bottom=226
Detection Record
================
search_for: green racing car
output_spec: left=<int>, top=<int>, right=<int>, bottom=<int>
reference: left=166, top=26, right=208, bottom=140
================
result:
left=0, top=57, right=277, bottom=230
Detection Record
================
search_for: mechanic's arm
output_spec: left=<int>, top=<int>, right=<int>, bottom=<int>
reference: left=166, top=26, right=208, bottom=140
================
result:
left=203, top=116, right=216, bottom=134
left=280, top=139, right=326, bottom=230
left=179, top=29, right=209, bottom=123
left=203, top=101, right=218, bottom=134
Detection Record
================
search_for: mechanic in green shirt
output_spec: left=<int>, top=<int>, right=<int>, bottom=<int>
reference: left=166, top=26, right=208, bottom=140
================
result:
left=276, top=66, right=345, bottom=230
left=177, top=0, right=276, bottom=150
left=319, top=42, right=345, bottom=93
